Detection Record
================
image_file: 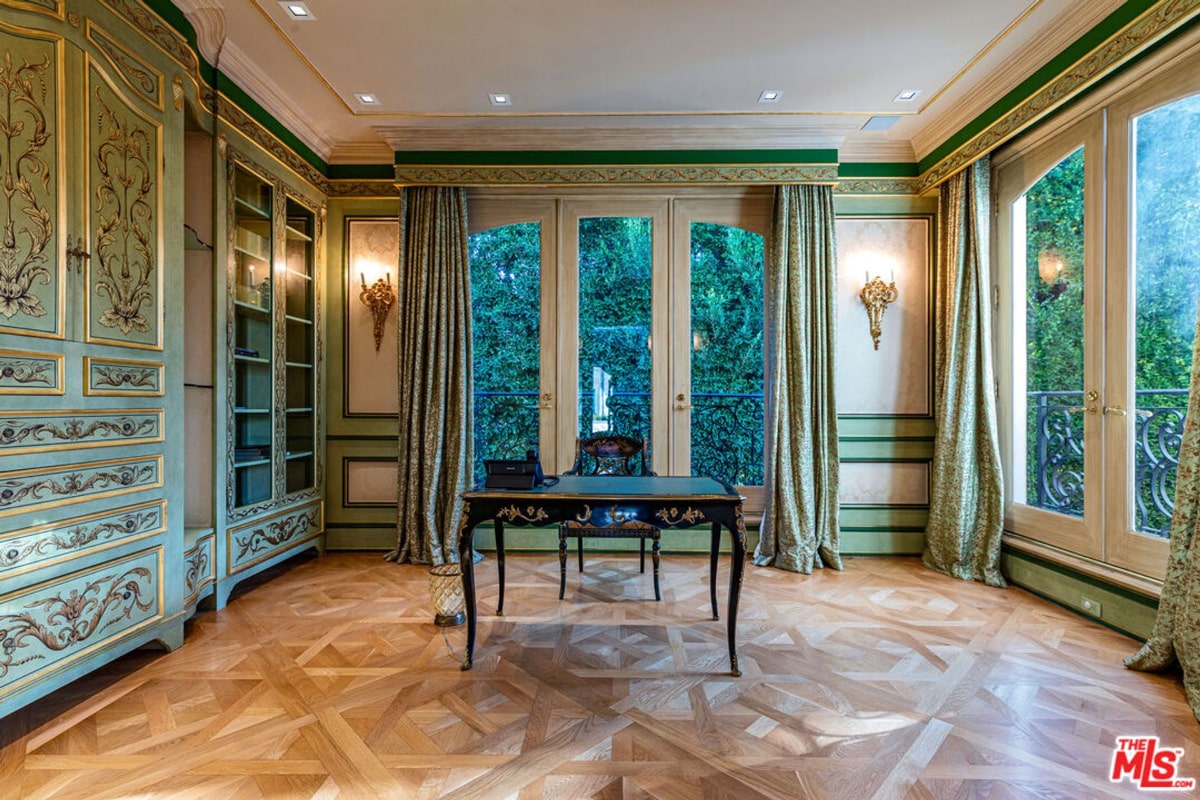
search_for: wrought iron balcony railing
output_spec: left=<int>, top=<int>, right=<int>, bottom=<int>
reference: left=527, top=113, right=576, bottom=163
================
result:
left=472, top=390, right=765, bottom=487
left=1028, top=389, right=1187, bottom=537
left=475, top=388, right=1189, bottom=538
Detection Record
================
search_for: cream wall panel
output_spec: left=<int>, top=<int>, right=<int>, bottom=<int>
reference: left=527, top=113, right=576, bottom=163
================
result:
left=839, top=461, right=929, bottom=506
left=344, top=458, right=398, bottom=505
left=835, top=217, right=931, bottom=416
left=345, top=218, right=399, bottom=415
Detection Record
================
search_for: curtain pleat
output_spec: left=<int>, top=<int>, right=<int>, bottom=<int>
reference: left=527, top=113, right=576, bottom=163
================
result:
left=1126, top=303, right=1200, bottom=722
left=386, top=186, right=473, bottom=565
left=753, top=184, right=842, bottom=573
left=922, top=157, right=1006, bottom=587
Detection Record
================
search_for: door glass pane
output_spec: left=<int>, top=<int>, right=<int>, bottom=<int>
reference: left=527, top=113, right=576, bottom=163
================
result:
left=283, top=200, right=316, bottom=495
left=232, top=166, right=273, bottom=508
left=1014, top=147, right=1087, bottom=517
left=1131, top=95, right=1200, bottom=538
left=690, top=222, right=765, bottom=485
left=469, top=223, right=541, bottom=485
left=577, top=217, right=653, bottom=444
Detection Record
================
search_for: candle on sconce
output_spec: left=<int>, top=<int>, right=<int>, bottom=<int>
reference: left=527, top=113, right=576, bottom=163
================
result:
left=249, top=265, right=255, bottom=285
left=360, top=272, right=366, bottom=289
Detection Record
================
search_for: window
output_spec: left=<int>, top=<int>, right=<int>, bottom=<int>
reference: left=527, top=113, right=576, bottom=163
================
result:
left=468, top=191, right=768, bottom=488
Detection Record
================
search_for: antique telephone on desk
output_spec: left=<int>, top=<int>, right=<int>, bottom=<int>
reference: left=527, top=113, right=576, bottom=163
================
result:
left=483, top=450, right=557, bottom=489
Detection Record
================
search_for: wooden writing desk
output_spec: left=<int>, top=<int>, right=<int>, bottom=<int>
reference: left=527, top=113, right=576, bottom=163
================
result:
left=457, top=475, right=747, bottom=675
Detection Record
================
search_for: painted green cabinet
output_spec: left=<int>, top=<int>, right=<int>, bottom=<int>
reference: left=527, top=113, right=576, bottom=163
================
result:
left=0, top=0, right=186, bottom=717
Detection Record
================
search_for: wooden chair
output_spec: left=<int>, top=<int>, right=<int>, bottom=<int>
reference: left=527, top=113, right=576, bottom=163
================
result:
left=559, top=434, right=662, bottom=601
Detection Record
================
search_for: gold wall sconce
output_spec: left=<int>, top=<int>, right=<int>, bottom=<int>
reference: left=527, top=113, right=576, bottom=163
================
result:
left=359, top=270, right=396, bottom=351
left=860, top=272, right=899, bottom=351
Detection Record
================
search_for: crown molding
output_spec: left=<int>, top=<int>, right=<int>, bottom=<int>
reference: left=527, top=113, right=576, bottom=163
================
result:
left=374, top=117, right=866, bottom=153
left=172, top=0, right=225, bottom=66
left=327, top=140, right=395, bottom=165
left=218, top=39, right=338, bottom=161
left=909, top=0, right=1123, bottom=161
left=838, top=137, right=917, bottom=163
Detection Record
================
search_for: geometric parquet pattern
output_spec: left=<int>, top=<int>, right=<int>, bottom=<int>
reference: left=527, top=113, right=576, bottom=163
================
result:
left=2, top=552, right=1198, bottom=799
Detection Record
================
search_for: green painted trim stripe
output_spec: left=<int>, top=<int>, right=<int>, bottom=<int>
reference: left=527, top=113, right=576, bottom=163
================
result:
left=840, top=526, right=927, bottom=533
left=216, top=72, right=328, bottom=174
left=394, top=149, right=838, bottom=166
left=837, top=163, right=919, bottom=178
left=328, top=164, right=395, bottom=180
left=327, top=434, right=397, bottom=442
left=1002, top=546, right=1160, bottom=605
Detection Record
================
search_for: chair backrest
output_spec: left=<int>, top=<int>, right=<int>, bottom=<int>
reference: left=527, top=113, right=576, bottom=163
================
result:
left=569, top=434, right=653, bottom=477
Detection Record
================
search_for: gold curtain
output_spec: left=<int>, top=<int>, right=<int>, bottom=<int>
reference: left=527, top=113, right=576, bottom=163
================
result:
left=385, top=186, right=473, bottom=565
left=1126, top=303, right=1200, bottom=722
left=753, top=184, right=842, bottom=573
left=922, top=157, right=1006, bottom=587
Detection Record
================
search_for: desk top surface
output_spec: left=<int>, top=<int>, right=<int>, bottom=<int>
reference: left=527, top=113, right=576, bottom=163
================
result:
left=464, top=475, right=739, bottom=501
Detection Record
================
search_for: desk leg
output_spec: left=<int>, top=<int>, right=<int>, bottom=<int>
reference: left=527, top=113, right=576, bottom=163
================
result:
left=726, top=510, right=747, bottom=677
left=495, top=519, right=506, bottom=616
left=459, top=507, right=480, bottom=671
left=709, top=522, right=720, bottom=619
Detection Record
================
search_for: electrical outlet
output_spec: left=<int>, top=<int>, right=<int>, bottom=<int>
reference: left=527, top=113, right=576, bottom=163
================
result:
left=1081, top=596, right=1102, bottom=617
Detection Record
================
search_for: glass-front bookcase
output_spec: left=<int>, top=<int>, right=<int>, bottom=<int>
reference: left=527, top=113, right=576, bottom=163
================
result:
left=227, top=161, right=321, bottom=515
left=231, top=165, right=274, bottom=508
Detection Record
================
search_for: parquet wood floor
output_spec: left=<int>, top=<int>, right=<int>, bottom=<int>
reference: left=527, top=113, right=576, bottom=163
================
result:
left=2, top=552, right=1198, bottom=799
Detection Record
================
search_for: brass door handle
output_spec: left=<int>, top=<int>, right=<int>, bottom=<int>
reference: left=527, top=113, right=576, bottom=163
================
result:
left=539, top=391, right=553, bottom=409
left=1104, top=406, right=1127, bottom=416
left=66, top=234, right=91, bottom=273
left=1067, top=406, right=1097, bottom=414
left=674, top=393, right=692, bottom=411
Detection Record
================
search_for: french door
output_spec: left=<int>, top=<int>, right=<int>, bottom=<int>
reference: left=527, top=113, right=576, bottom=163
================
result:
left=996, top=119, right=1104, bottom=561
left=468, top=192, right=769, bottom=485
left=996, top=78, right=1200, bottom=580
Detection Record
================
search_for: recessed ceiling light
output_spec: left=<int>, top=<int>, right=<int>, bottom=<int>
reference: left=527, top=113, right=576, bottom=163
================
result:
left=893, top=89, right=920, bottom=102
left=758, top=90, right=782, bottom=103
left=354, top=92, right=380, bottom=106
left=279, top=2, right=316, bottom=20
left=862, top=115, right=901, bottom=132
left=489, top=93, right=512, bottom=106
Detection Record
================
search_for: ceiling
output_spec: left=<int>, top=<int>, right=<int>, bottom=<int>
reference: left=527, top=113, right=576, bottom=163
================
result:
left=176, top=0, right=1125, bottom=166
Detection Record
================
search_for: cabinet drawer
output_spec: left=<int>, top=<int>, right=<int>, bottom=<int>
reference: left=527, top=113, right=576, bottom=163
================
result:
left=227, top=501, right=322, bottom=575
left=183, top=531, right=215, bottom=606
left=0, top=500, right=166, bottom=578
left=0, top=547, right=163, bottom=696
left=0, top=455, right=163, bottom=518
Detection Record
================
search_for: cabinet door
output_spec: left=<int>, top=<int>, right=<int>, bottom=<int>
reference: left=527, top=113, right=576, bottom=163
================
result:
left=283, top=197, right=316, bottom=496
left=0, top=22, right=63, bottom=341
left=84, top=58, right=162, bottom=350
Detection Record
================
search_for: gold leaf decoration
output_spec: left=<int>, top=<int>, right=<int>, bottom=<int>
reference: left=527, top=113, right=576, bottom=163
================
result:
left=0, top=50, right=54, bottom=322
left=92, top=86, right=155, bottom=336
